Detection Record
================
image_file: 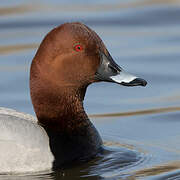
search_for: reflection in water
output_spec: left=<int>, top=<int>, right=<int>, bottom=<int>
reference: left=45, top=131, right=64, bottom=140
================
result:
left=90, top=106, right=180, bottom=118
left=38, top=0, right=179, bottom=13
left=0, top=44, right=38, bottom=55
left=47, top=145, right=144, bottom=179
left=0, top=4, right=36, bottom=16
left=1, top=0, right=179, bottom=15
left=2, top=160, right=180, bottom=179
left=134, top=161, right=180, bottom=179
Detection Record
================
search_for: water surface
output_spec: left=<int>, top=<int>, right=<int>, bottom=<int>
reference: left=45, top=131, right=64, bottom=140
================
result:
left=0, top=0, right=180, bottom=179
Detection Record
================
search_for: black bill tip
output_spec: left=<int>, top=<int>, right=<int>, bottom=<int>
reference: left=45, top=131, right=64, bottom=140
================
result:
left=135, top=78, right=147, bottom=87
left=121, top=78, right=147, bottom=87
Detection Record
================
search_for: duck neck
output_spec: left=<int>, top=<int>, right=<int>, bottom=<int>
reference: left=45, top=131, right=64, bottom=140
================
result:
left=30, top=66, right=103, bottom=166
left=34, top=85, right=91, bottom=132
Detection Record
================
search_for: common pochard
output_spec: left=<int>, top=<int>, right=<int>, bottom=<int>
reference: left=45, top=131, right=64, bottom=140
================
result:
left=0, top=22, right=147, bottom=173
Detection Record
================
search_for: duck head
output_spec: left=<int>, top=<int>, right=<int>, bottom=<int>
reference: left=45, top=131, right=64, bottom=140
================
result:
left=31, top=22, right=146, bottom=89
left=30, top=22, right=147, bottom=129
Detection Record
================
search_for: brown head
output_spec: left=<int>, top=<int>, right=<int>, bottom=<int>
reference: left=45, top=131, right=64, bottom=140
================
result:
left=30, top=22, right=147, bottom=131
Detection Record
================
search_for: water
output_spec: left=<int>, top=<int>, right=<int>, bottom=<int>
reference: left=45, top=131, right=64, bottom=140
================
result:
left=0, top=0, right=180, bottom=179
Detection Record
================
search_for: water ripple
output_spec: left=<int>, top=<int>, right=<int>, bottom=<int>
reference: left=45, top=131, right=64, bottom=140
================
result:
left=134, top=161, right=180, bottom=179
left=0, top=4, right=36, bottom=16
left=90, top=106, right=180, bottom=118
left=0, top=44, right=38, bottom=55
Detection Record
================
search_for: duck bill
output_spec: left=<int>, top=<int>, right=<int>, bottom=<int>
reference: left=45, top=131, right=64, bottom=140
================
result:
left=95, top=52, right=147, bottom=87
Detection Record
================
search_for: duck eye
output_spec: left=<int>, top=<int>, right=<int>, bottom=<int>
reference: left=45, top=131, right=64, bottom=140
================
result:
left=74, top=44, right=83, bottom=52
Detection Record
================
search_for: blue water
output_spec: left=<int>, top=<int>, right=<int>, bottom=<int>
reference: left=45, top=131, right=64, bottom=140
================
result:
left=0, top=0, right=180, bottom=179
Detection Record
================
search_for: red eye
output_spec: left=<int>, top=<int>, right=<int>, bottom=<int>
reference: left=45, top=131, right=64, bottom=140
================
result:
left=74, top=44, right=83, bottom=52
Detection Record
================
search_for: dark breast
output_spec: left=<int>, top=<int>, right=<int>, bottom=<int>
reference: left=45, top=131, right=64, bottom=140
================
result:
left=44, top=121, right=103, bottom=169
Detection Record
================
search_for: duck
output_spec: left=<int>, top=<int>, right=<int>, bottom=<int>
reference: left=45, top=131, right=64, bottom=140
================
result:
left=0, top=22, right=147, bottom=174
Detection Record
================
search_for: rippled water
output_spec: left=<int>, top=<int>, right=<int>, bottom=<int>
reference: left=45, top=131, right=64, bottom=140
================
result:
left=0, top=0, right=180, bottom=179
